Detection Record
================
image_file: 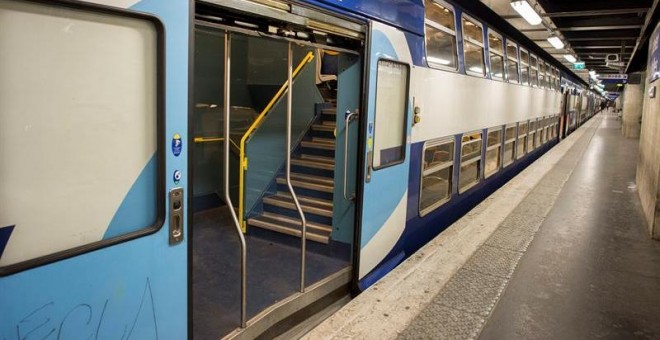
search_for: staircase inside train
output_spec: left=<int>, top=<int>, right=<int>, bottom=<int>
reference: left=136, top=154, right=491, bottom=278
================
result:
left=191, top=2, right=364, bottom=338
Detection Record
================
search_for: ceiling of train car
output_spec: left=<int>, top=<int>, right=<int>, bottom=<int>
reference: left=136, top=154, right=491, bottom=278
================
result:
left=483, top=0, right=659, bottom=91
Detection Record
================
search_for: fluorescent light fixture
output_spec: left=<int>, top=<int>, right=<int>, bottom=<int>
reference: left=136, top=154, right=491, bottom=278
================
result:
left=511, top=0, right=542, bottom=26
left=427, top=56, right=451, bottom=66
left=547, top=36, right=564, bottom=49
left=563, top=54, right=577, bottom=63
left=468, top=66, right=484, bottom=73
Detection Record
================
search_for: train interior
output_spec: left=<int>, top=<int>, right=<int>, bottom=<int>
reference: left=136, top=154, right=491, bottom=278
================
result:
left=191, top=4, right=363, bottom=337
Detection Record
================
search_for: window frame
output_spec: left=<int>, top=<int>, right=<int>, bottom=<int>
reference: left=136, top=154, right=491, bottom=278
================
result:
left=458, top=130, right=483, bottom=193
left=527, top=118, right=536, bottom=151
left=461, top=14, right=486, bottom=77
left=505, top=39, right=520, bottom=84
left=0, top=0, right=166, bottom=276
left=419, top=137, right=455, bottom=216
left=485, top=126, right=503, bottom=178
left=529, top=54, right=539, bottom=87
left=519, top=47, right=530, bottom=86
left=487, top=29, right=505, bottom=81
left=424, top=0, right=459, bottom=72
left=371, top=58, right=411, bottom=171
left=503, top=123, right=517, bottom=167
left=516, top=120, right=528, bottom=159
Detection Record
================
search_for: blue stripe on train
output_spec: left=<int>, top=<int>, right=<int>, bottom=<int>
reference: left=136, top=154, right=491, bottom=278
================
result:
left=358, top=138, right=557, bottom=288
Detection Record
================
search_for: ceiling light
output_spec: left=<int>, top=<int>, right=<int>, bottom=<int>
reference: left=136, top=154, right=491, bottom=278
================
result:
left=511, top=0, right=542, bottom=26
left=547, top=36, right=564, bottom=49
left=563, top=54, right=577, bottom=63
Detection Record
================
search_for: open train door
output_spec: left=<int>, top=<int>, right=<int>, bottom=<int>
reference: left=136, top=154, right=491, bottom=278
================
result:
left=356, top=21, right=414, bottom=289
left=0, top=1, right=189, bottom=338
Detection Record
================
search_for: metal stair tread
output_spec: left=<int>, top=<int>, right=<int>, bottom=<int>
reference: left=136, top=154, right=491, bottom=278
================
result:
left=321, top=108, right=337, bottom=115
left=289, top=172, right=334, bottom=185
left=248, top=214, right=330, bottom=244
left=262, top=196, right=332, bottom=217
left=276, top=177, right=334, bottom=192
left=300, top=154, right=335, bottom=164
left=301, top=140, right=335, bottom=150
left=321, top=121, right=337, bottom=127
left=291, top=157, right=335, bottom=170
left=260, top=212, right=332, bottom=233
left=311, top=137, right=335, bottom=144
left=312, top=124, right=335, bottom=131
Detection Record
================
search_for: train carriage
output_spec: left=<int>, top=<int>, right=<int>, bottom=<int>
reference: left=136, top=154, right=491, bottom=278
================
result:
left=0, top=0, right=602, bottom=338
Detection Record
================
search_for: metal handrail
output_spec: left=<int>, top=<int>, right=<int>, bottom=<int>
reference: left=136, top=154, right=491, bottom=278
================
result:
left=284, top=43, right=308, bottom=292
left=222, top=34, right=247, bottom=328
left=237, top=51, right=315, bottom=231
left=343, top=111, right=358, bottom=201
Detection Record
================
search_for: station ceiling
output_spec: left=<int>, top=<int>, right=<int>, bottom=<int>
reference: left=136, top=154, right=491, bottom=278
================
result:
left=483, top=0, right=659, bottom=87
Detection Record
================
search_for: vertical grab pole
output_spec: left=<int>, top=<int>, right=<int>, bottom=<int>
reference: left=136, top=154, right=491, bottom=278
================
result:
left=285, top=43, right=307, bottom=292
left=223, top=33, right=247, bottom=328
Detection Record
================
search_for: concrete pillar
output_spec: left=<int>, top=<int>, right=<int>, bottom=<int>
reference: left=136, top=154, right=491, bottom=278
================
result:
left=636, top=34, right=660, bottom=239
left=621, top=76, right=645, bottom=138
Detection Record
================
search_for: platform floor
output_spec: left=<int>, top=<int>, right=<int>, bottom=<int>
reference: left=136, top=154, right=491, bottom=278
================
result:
left=304, top=112, right=660, bottom=339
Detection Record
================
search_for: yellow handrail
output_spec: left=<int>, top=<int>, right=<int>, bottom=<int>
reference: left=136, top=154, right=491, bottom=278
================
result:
left=194, top=136, right=240, bottom=154
left=238, top=51, right=315, bottom=232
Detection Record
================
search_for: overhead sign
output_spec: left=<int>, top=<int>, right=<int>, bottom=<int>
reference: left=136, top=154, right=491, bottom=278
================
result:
left=649, top=21, right=659, bottom=83
left=599, top=74, right=628, bottom=80
left=573, top=62, right=585, bottom=70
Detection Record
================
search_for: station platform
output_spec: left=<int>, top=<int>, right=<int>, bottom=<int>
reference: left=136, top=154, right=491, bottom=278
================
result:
left=302, top=111, right=660, bottom=339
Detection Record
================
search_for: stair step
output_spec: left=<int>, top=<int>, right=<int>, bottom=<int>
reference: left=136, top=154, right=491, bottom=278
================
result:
left=301, top=140, right=335, bottom=150
left=263, top=193, right=333, bottom=217
left=321, top=121, right=336, bottom=127
left=248, top=213, right=330, bottom=244
left=312, top=137, right=335, bottom=144
left=300, top=154, right=335, bottom=164
left=291, top=157, right=335, bottom=170
left=321, top=108, right=336, bottom=115
left=277, top=173, right=334, bottom=192
left=312, top=123, right=335, bottom=132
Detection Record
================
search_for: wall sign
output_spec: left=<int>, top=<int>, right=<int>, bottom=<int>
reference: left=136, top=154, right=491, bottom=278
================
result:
left=649, top=22, right=660, bottom=83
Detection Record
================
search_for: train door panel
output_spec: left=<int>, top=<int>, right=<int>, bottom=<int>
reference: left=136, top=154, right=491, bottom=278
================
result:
left=357, top=21, right=413, bottom=288
left=0, top=1, right=188, bottom=338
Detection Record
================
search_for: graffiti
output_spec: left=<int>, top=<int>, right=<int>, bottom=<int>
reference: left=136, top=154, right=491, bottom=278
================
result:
left=3, top=278, right=158, bottom=340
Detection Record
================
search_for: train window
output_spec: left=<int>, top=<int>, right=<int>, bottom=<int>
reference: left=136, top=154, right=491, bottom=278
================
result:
left=530, top=55, right=539, bottom=87
left=555, top=68, right=561, bottom=90
left=503, top=124, right=516, bottom=166
left=485, top=128, right=502, bottom=178
left=0, top=0, right=163, bottom=271
left=520, top=48, right=530, bottom=85
left=461, top=15, right=485, bottom=76
left=539, top=61, right=546, bottom=88
left=535, top=118, right=542, bottom=146
left=488, top=31, right=505, bottom=80
left=527, top=119, right=536, bottom=151
left=425, top=0, right=458, bottom=70
left=373, top=59, right=410, bottom=170
left=459, top=131, right=482, bottom=192
left=506, top=40, right=519, bottom=83
left=516, top=121, right=528, bottom=158
left=420, top=138, right=454, bottom=215
left=543, top=117, right=550, bottom=143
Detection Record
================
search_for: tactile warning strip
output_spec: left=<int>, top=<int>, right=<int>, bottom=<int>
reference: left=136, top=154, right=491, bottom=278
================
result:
left=398, top=118, right=602, bottom=340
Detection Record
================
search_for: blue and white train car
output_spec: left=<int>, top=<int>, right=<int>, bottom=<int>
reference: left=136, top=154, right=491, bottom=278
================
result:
left=0, top=0, right=601, bottom=338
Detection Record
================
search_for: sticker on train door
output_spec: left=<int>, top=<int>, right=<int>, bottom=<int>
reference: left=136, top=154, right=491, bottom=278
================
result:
left=172, top=133, right=182, bottom=157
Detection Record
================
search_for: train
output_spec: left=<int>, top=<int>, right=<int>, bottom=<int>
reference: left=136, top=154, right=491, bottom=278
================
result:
left=0, top=0, right=602, bottom=338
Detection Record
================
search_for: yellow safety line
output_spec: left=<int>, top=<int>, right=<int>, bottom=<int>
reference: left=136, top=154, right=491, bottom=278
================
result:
left=238, top=51, right=315, bottom=232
